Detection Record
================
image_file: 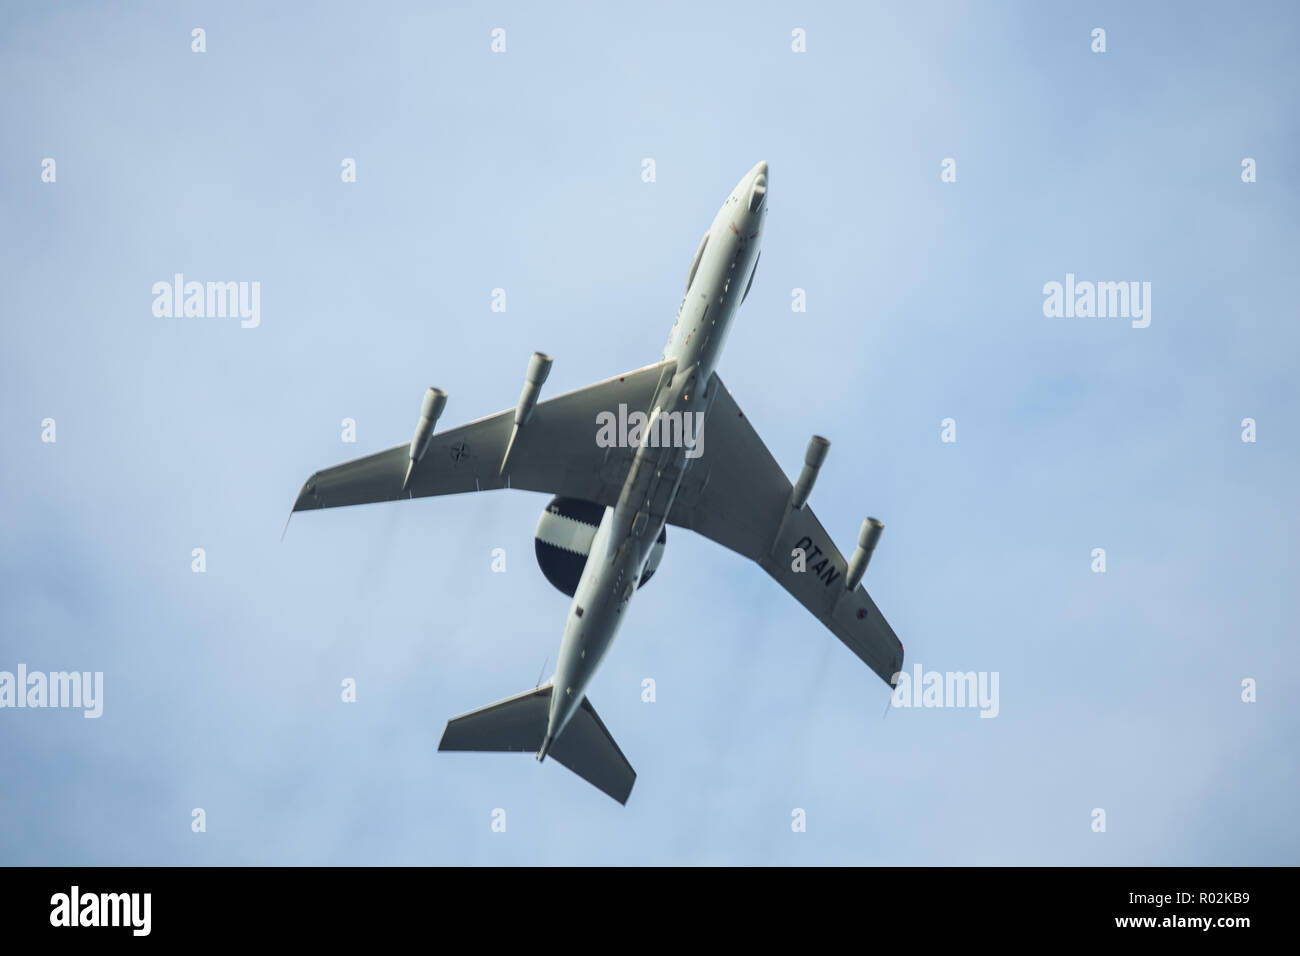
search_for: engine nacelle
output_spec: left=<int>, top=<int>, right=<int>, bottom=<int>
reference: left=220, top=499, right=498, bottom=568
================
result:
left=515, top=352, right=553, bottom=426
left=535, top=496, right=665, bottom=596
left=789, top=435, right=830, bottom=511
left=844, top=518, right=884, bottom=591
left=500, top=352, right=553, bottom=476
left=403, top=387, right=447, bottom=489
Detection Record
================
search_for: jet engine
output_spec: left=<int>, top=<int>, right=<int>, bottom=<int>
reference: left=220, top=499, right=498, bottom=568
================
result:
left=534, top=496, right=666, bottom=596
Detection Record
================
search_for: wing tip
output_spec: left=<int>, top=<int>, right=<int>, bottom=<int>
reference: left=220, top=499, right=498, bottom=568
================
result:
left=291, top=473, right=322, bottom=513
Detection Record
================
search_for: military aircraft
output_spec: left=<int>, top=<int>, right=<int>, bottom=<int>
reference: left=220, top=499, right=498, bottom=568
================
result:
left=290, top=161, right=903, bottom=804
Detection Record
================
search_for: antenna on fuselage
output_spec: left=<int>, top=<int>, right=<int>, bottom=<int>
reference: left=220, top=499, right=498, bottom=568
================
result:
left=535, top=656, right=549, bottom=689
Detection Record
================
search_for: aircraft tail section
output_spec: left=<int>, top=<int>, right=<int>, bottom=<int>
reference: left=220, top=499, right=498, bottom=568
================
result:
left=437, top=685, right=636, bottom=804
left=548, top=696, right=637, bottom=805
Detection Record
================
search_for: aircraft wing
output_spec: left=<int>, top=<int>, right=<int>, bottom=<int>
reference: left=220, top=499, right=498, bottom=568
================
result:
left=292, top=360, right=675, bottom=513
left=667, top=373, right=904, bottom=688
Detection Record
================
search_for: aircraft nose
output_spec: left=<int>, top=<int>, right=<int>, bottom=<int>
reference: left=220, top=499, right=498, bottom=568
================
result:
left=745, top=161, right=767, bottom=213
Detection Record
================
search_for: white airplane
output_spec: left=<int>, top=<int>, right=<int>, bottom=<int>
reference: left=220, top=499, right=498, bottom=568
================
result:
left=290, top=161, right=903, bottom=804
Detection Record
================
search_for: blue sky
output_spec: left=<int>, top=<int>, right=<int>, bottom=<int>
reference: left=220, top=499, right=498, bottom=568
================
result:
left=1, top=1, right=1297, bottom=864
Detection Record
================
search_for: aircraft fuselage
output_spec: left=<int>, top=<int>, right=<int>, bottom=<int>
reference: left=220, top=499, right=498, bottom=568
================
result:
left=540, top=161, right=769, bottom=757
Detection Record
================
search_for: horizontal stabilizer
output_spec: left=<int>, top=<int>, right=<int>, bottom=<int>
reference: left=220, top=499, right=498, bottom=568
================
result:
left=549, top=697, right=637, bottom=805
left=438, top=686, right=550, bottom=753
left=437, top=685, right=636, bottom=804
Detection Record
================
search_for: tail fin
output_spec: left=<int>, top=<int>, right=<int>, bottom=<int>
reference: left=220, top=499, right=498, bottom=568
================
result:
left=437, top=685, right=636, bottom=804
